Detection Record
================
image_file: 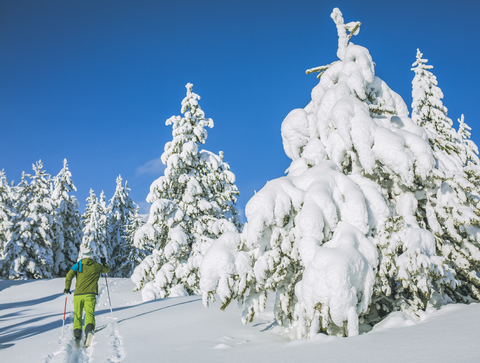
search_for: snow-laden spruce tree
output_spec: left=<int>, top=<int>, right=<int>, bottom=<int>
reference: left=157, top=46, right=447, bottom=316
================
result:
left=132, top=83, right=241, bottom=300
left=411, top=49, right=459, bottom=158
left=107, top=175, right=142, bottom=277
left=118, top=205, right=145, bottom=277
left=52, top=159, right=82, bottom=275
left=98, top=190, right=110, bottom=260
left=200, top=8, right=457, bottom=338
left=0, top=170, right=15, bottom=272
left=411, top=50, right=480, bottom=301
left=457, top=114, right=480, bottom=205
left=457, top=115, right=480, bottom=168
left=80, top=189, right=108, bottom=261
left=1, top=162, right=57, bottom=279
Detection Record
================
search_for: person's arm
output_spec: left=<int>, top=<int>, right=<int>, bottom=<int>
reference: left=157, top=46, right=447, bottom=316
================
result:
left=99, top=257, right=110, bottom=274
left=65, top=269, right=76, bottom=291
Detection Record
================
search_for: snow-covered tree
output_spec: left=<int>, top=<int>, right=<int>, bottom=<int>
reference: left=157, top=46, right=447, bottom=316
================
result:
left=0, top=170, right=15, bottom=271
left=132, top=83, right=241, bottom=300
left=107, top=175, right=142, bottom=277
left=116, top=205, right=145, bottom=277
left=457, top=114, right=480, bottom=192
left=80, top=189, right=107, bottom=261
left=1, top=162, right=57, bottom=279
left=98, top=190, right=110, bottom=260
left=200, top=8, right=457, bottom=338
left=411, top=51, right=480, bottom=302
left=52, top=159, right=82, bottom=275
left=411, top=49, right=458, bottom=158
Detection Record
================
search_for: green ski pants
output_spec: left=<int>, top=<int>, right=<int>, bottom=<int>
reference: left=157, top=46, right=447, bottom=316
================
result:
left=73, top=294, right=96, bottom=338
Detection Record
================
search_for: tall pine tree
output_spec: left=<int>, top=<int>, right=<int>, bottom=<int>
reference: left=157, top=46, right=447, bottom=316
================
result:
left=132, top=83, right=241, bottom=300
left=1, top=162, right=56, bottom=279
left=52, top=159, right=82, bottom=274
left=107, top=175, right=142, bottom=277
left=80, top=189, right=106, bottom=260
left=98, top=190, right=110, bottom=261
left=457, top=114, right=480, bottom=191
left=116, top=205, right=145, bottom=277
left=411, top=50, right=480, bottom=302
left=0, top=170, right=15, bottom=272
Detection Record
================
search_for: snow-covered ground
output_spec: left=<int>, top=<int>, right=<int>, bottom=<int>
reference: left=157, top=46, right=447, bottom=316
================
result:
left=1, top=278, right=479, bottom=363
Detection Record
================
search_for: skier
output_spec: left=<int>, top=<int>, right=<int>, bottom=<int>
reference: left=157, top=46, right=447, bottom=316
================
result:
left=64, top=246, right=110, bottom=347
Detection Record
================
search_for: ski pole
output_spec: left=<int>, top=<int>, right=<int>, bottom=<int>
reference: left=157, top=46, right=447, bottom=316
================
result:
left=104, top=274, right=113, bottom=319
left=61, top=295, right=67, bottom=342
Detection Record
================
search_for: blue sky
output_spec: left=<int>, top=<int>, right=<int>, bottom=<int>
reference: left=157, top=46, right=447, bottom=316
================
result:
left=1, top=0, right=479, bottom=218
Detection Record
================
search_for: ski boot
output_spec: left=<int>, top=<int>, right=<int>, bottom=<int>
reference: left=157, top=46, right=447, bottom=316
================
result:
left=74, top=336, right=81, bottom=348
left=74, top=329, right=82, bottom=348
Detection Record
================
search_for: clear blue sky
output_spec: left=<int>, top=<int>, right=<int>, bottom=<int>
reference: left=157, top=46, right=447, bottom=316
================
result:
left=1, top=0, right=479, bottom=218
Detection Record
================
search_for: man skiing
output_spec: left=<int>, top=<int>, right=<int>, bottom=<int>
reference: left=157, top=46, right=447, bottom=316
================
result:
left=64, top=246, right=110, bottom=347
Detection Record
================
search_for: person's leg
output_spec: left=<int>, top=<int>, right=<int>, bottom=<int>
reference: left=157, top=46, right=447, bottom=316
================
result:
left=73, top=295, right=85, bottom=340
left=83, top=294, right=97, bottom=336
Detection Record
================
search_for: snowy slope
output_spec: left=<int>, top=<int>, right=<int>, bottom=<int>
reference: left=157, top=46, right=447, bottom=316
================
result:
left=1, top=278, right=479, bottom=363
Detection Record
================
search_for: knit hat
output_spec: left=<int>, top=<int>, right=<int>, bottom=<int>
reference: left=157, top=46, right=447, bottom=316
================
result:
left=80, top=246, right=93, bottom=259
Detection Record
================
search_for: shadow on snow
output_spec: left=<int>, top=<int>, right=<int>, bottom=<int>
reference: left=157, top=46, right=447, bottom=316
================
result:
left=0, top=295, right=201, bottom=349
left=0, top=279, right=37, bottom=293
left=0, top=293, right=63, bottom=311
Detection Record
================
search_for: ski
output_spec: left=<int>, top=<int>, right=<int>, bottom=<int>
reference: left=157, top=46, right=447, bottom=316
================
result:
left=84, top=332, right=94, bottom=347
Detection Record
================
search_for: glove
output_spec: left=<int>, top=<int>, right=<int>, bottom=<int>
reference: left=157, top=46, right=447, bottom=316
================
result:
left=100, top=257, right=106, bottom=265
left=64, top=289, right=71, bottom=295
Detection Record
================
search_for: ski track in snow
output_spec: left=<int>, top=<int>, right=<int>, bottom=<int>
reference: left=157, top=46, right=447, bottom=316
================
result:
left=44, top=279, right=125, bottom=363
left=43, top=325, right=94, bottom=363
left=106, top=322, right=126, bottom=363
left=101, top=279, right=126, bottom=362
